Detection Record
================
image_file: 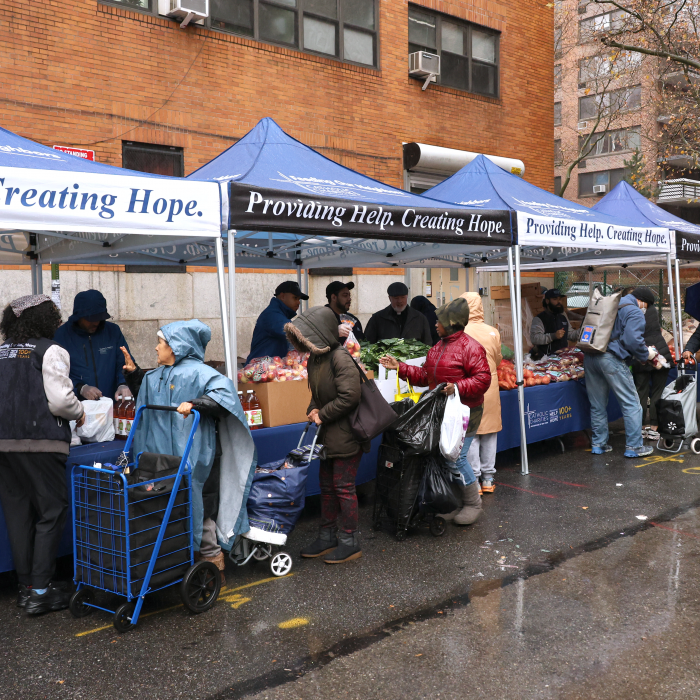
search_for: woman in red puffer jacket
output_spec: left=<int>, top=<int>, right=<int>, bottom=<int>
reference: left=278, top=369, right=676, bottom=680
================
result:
left=380, top=297, right=490, bottom=526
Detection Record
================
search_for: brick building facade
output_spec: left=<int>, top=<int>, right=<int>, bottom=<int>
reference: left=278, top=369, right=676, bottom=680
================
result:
left=2, top=0, right=553, bottom=360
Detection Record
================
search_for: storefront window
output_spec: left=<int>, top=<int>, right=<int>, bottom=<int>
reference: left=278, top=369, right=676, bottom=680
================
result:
left=408, top=6, right=499, bottom=97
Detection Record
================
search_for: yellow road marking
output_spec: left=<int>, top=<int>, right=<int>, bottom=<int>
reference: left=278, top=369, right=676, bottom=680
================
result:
left=278, top=617, right=309, bottom=629
left=635, top=454, right=685, bottom=468
left=74, top=574, right=293, bottom=637
left=683, top=466, right=700, bottom=475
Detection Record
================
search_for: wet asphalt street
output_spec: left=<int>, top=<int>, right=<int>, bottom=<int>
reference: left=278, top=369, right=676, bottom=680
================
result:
left=2, top=421, right=700, bottom=700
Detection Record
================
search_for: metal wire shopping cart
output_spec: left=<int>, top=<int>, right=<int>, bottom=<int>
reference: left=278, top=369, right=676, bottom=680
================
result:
left=69, top=404, right=221, bottom=632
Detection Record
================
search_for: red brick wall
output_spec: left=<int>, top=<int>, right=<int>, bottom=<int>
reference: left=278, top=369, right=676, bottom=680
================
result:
left=1, top=0, right=553, bottom=190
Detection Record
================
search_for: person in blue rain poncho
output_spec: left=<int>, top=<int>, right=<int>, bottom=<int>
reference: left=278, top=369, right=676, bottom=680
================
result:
left=120, top=320, right=255, bottom=582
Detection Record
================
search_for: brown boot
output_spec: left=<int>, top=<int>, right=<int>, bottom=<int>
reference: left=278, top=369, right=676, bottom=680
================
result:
left=453, top=481, right=483, bottom=526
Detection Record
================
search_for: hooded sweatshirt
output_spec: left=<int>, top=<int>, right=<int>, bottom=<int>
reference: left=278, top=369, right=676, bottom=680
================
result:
left=54, top=290, right=130, bottom=399
left=286, top=306, right=368, bottom=459
left=462, top=293, right=502, bottom=434
left=607, top=294, right=649, bottom=363
left=128, top=320, right=255, bottom=549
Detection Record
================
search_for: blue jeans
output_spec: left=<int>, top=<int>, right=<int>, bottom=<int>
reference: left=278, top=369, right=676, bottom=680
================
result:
left=583, top=352, right=643, bottom=449
left=455, top=435, right=476, bottom=485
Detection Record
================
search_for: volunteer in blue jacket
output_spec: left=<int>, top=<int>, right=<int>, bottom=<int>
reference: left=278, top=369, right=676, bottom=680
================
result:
left=246, top=281, right=308, bottom=363
left=584, top=290, right=654, bottom=458
left=54, top=289, right=132, bottom=401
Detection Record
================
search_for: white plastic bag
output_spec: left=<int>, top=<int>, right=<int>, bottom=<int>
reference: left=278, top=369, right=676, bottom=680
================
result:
left=76, top=397, right=115, bottom=443
left=68, top=420, right=81, bottom=447
left=440, top=391, right=465, bottom=462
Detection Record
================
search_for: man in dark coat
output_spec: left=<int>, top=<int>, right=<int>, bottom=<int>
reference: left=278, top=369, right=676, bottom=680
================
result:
left=325, top=281, right=365, bottom=341
left=246, top=281, right=309, bottom=363
left=529, top=288, right=579, bottom=357
left=364, top=282, right=432, bottom=345
left=54, top=289, right=131, bottom=400
left=629, top=287, right=674, bottom=436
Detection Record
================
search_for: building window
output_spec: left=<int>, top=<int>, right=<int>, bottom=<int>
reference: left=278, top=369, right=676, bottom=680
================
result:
left=578, top=167, right=627, bottom=196
left=106, top=0, right=150, bottom=8
left=408, top=5, right=499, bottom=97
left=554, top=139, right=563, bottom=165
left=208, top=0, right=377, bottom=66
left=554, top=101, right=562, bottom=126
left=578, top=85, right=641, bottom=119
left=426, top=268, right=431, bottom=281
left=578, top=52, right=641, bottom=86
left=554, top=26, right=563, bottom=59
left=579, top=10, right=625, bottom=40
left=554, top=64, right=562, bottom=90
left=449, top=268, right=459, bottom=282
left=579, top=126, right=641, bottom=156
left=554, top=176, right=562, bottom=194
left=122, top=142, right=184, bottom=176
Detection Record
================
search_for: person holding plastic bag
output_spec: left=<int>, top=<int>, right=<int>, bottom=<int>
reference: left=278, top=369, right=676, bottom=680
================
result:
left=380, top=297, right=491, bottom=526
left=461, top=292, right=502, bottom=494
left=0, top=295, right=85, bottom=615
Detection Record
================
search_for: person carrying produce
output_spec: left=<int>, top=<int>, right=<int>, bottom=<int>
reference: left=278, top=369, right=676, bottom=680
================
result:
left=285, top=306, right=368, bottom=564
left=627, top=287, right=674, bottom=441
left=584, top=290, right=653, bottom=457
left=120, top=320, right=255, bottom=584
left=461, top=292, right=502, bottom=494
left=364, top=282, right=432, bottom=346
left=529, top=289, right=578, bottom=357
left=0, top=295, right=85, bottom=615
left=380, top=297, right=491, bottom=526
left=325, top=280, right=365, bottom=341
left=246, top=281, right=309, bottom=364
left=54, top=289, right=133, bottom=402
left=410, top=296, right=440, bottom=345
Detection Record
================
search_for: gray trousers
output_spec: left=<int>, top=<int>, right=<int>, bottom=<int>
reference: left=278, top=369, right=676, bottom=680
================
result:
left=200, top=517, right=221, bottom=558
left=467, top=433, right=498, bottom=480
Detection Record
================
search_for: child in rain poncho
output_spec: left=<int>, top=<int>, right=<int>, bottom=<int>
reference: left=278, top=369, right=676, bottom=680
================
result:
left=121, top=320, right=255, bottom=581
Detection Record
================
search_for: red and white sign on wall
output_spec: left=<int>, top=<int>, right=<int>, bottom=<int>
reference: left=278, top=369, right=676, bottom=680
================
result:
left=52, top=145, right=95, bottom=161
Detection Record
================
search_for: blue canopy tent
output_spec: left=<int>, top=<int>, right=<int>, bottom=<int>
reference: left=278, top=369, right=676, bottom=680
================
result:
left=593, top=180, right=700, bottom=355
left=187, top=117, right=517, bottom=378
left=0, top=126, right=236, bottom=375
left=422, top=156, right=672, bottom=473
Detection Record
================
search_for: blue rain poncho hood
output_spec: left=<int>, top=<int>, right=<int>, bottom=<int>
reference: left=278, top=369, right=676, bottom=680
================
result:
left=133, top=320, right=255, bottom=549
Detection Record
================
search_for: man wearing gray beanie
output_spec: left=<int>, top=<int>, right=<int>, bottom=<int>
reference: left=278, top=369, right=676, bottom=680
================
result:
left=364, top=282, right=433, bottom=345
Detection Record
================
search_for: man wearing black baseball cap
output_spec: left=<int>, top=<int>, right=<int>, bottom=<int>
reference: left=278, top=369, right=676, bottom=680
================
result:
left=529, top=288, right=578, bottom=357
left=246, top=280, right=309, bottom=363
left=364, top=281, right=433, bottom=345
left=325, top=281, right=365, bottom=341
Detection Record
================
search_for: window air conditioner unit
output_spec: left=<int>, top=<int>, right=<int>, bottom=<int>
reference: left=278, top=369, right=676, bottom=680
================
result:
left=593, top=184, right=607, bottom=193
left=577, top=121, right=589, bottom=130
left=167, top=0, right=209, bottom=27
left=409, top=51, right=440, bottom=91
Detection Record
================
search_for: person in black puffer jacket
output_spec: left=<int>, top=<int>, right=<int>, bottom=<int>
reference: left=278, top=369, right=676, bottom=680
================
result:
left=629, top=287, right=675, bottom=438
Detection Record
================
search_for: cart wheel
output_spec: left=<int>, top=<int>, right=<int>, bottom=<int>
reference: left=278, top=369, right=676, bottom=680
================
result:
left=252, top=544, right=272, bottom=561
left=691, top=438, right=700, bottom=455
left=113, top=602, right=136, bottom=633
left=69, top=588, right=94, bottom=618
left=663, top=438, right=676, bottom=450
left=430, top=517, right=447, bottom=537
left=269, top=551, right=293, bottom=577
left=180, top=561, right=221, bottom=613
left=395, top=530, right=407, bottom=542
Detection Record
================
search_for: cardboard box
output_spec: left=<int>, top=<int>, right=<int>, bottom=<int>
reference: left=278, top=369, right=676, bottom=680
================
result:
left=490, top=282, right=543, bottom=300
left=253, top=380, right=312, bottom=428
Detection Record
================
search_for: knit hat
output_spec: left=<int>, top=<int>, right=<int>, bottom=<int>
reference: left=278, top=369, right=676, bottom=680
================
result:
left=631, top=287, right=655, bottom=305
left=10, top=294, right=52, bottom=317
left=435, top=297, right=470, bottom=335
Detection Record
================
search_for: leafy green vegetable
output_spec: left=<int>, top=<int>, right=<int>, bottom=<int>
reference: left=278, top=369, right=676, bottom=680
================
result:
left=360, top=339, right=432, bottom=372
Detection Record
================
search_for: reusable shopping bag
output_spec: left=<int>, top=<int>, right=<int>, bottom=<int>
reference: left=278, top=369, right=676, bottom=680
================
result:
left=395, top=373, right=422, bottom=403
left=349, top=357, right=399, bottom=442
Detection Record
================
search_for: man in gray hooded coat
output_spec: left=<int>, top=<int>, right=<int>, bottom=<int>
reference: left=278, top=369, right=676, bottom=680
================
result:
left=285, top=306, right=369, bottom=564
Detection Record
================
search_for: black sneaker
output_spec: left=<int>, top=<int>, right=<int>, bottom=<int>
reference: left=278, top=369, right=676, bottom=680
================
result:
left=16, top=584, right=30, bottom=608
left=25, top=582, right=70, bottom=616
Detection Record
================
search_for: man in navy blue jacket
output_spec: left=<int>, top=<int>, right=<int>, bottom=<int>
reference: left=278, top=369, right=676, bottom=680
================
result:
left=54, top=289, right=131, bottom=401
left=584, top=291, right=653, bottom=458
left=246, top=281, right=308, bottom=363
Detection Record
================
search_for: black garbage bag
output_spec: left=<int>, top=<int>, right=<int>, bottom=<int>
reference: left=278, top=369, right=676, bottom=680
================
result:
left=419, top=454, right=461, bottom=515
left=385, top=384, right=447, bottom=457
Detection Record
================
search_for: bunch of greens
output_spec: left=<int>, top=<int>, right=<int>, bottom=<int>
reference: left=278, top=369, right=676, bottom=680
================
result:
left=360, top=338, right=432, bottom=372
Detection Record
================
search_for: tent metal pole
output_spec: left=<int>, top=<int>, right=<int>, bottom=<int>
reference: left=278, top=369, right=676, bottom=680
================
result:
left=675, top=258, right=683, bottom=355
left=296, top=264, right=302, bottom=289
left=30, top=259, right=37, bottom=295
left=227, top=230, right=238, bottom=385
left=36, top=260, right=43, bottom=295
left=508, top=247, right=529, bottom=475
left=215, top=236, right=234, bottom=383
left=666, top=252, right=679, bottom=361
left=304, top=269, right=309, bottom=312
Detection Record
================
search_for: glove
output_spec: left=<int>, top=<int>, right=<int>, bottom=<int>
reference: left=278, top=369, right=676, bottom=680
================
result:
left=115, top=384, right=132, bottom=400
left=80, top=385, right=103, bottom=400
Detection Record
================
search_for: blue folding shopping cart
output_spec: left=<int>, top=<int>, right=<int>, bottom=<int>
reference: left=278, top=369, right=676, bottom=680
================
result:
left=69, top=404, right=221, bottom=632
